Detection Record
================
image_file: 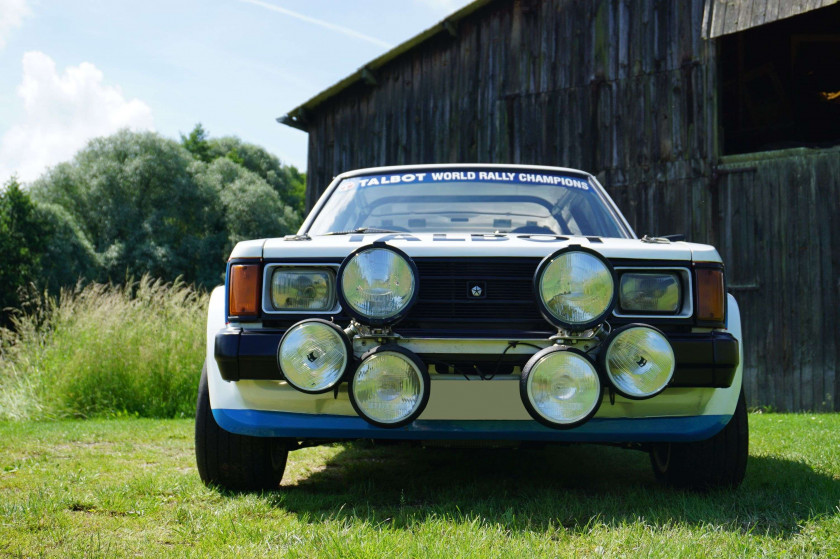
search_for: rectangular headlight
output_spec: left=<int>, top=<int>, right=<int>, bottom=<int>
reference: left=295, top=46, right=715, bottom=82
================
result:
left=619, top=272, right=681, bottom=313
left=270, top=268, right=336, bottom=311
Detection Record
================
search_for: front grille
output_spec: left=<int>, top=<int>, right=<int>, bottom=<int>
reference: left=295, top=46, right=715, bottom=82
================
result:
left=397, top=257, right=551, bottom=334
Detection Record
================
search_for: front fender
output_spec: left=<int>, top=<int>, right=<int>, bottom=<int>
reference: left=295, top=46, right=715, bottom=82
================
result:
left=205, top=285, right=250, bottom=412
left=701, top=293, right=743, bottom=417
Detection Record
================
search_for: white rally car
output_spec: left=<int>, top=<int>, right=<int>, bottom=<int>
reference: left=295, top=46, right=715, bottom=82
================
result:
left=195, top=164, right=747, bottom=491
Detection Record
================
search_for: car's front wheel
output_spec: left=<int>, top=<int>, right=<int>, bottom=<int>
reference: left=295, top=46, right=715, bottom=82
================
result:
left=649, top=389, right=748, bottom=490
left=195, top=363, right=288, bottom=491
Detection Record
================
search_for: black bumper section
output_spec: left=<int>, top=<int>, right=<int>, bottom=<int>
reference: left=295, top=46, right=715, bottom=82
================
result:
left=214, top=328, right=740, bottom=388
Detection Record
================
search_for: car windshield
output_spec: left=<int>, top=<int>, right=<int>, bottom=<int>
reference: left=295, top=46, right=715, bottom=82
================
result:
left=306, top=168, right=631, bottom=238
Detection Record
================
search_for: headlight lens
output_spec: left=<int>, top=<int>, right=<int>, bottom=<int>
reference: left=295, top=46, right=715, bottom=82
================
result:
left=619, top=272, right=680, bottom=313
left=339, top=245, right=418, bottom=325
left=349, top=346, right=429, bottom=428
left=601, top=324, right=675, bottom=399
left=520, top=348, right=602, bottom=428
left=271, top=268, right=335, bottom=311
left=277, top=319, right=350, bottom=393
left=536, top=248, right=615, bottom=329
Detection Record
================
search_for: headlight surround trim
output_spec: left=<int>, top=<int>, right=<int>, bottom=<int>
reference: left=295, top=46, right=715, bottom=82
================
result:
left=261, top=263, right=342, bottom=316
left=337, top=243, right=419, bottom=326
left=270, top=267, right=337, bottom=311
left=533, top=245, right=617, bottom=331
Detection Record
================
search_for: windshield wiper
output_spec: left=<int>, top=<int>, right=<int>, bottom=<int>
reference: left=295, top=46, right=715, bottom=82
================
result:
left=323, top=227, right=403, bottom=236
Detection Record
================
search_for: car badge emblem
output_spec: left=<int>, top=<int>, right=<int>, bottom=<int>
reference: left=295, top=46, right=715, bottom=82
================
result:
left=471, top=285, right=483, bottom=297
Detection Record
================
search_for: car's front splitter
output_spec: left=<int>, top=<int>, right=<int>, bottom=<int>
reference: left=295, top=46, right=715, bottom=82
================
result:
left=213, top=407, right=730, bottom=443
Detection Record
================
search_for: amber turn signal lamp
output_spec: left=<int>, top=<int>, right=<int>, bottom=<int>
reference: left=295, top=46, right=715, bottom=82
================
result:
left=229, top=264, right=260, bottom=316
left=696, top=268, right=725, bottom=323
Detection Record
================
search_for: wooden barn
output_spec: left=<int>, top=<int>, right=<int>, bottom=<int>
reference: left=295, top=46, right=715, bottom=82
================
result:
left=280, top=0, right=840, bottom=411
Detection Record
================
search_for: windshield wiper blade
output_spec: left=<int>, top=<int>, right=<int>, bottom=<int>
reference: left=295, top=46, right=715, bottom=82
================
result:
left=323, top=227, right=402, bottom=236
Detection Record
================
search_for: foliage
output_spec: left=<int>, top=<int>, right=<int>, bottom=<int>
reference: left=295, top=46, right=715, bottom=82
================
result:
left=0, top=276, right=205, bottom=419
left=31, top=129, right=303, bottom=288
left=180, top=123, right=212, bottom=163
left=0, top=177, right=51, bottom=326
left=32, top=202, right=101, bottom=293
left=194, top=157, right=299, bottom=245
left=206, top=133, right=306, bottom=214
left=0, top=414, right=839, bottom=557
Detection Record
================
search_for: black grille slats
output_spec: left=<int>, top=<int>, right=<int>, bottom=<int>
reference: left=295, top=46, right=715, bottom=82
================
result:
left=399, top=258, right=549, bottom=333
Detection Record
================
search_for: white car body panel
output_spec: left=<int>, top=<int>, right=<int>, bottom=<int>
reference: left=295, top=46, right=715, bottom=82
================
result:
left=262, top=234, right=705, bottom=261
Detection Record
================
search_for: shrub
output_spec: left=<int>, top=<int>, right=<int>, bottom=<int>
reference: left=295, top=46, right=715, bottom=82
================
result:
left=0, top=177, right=51, bottom=327
left=0, top=276, right=206, bottom=420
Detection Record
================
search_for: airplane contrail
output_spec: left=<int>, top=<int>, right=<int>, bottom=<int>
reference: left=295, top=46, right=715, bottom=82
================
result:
left=239, top=0, right=394, bottom=49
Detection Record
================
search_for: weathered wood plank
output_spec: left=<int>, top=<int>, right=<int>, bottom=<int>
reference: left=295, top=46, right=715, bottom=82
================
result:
left=764, top=0, right=781, bottom=27
left=706, top=0, right=837, bottom=36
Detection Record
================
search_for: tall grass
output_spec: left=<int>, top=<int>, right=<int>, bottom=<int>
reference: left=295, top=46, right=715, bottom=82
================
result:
left=0, top=276, right=207, bottom=420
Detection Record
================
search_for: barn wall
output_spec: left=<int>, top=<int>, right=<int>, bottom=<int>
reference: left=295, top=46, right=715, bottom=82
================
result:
left=306, top=0, right=716, bottom=225
left=301, top=0, right=839, bottom=410
left=716, top=147, right=840, bottom=411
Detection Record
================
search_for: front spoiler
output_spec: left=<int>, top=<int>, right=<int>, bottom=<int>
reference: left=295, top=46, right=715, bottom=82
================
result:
left=213, top=408, right=730, bottom=443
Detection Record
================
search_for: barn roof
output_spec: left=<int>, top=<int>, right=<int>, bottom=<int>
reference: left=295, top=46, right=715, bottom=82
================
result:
left=703, top=0, right=839, bottom=38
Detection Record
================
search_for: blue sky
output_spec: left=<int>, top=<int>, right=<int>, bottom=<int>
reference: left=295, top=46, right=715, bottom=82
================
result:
left=0, top=0, right=473, bottom=184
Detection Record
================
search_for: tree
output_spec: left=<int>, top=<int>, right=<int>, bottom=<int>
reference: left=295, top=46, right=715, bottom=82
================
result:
left=31, top=129, right=301, bottom=288
left=34, top=202, right=101, bottom=293
left=193, top=158, right=298, bottom=246
left=180, top=123, right=212, bottom=163
left=32, top=131, right=226, bottom=286
left=181, top=124, right=306, bottom=216
left=0, top=177, right=50, bottom=323
left=206, top=135, right=306, bottom=215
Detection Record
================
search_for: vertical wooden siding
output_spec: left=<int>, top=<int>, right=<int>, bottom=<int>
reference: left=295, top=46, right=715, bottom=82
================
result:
left=306, top=0, right=715, bottom=212
left=302, top=0, right=839, bottom=410
left=716, top=148, right=840, bottom=411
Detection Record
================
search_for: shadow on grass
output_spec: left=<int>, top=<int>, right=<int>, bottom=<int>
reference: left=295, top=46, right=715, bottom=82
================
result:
left=266, top=442, right=840, bottom=538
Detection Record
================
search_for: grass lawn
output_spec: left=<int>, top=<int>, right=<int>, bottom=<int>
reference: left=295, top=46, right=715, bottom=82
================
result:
left=1, top=413, right=838, bottom=558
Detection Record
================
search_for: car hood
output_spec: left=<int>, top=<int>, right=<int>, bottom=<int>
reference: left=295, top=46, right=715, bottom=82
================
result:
left=237, top=233, right=720, bottom=263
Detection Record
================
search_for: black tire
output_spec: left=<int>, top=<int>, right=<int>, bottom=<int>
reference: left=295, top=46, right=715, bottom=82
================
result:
left=650, top=389, right=748, bottom=490
left=195, top=363, right=288, bottom=491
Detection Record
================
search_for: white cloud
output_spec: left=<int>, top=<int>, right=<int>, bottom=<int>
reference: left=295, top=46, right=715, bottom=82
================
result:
left=0, top=0, right=30, bottom=50
left=0, top=51, right=154, bottom=183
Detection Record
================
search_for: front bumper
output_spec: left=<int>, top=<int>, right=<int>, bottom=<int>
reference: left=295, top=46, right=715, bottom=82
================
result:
left=214, top=327, right=740, bottom=389
left=213, top=407, right=730, bottom=442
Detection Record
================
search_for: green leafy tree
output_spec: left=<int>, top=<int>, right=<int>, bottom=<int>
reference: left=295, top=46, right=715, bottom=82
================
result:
left=207, top=135, right=306, bottom=216
left=34, top=202, right=101, bottom=292
left=32, top=130, right=226, bottom=286
left=181, top=123, right=306, bottom=217
left=180, top=123, right=212, bottom=163
left=0, top=177, right=50, bottom=323
left=193, top=158, right=297, bottom=245
left=32, top=129, right=301, bottom=288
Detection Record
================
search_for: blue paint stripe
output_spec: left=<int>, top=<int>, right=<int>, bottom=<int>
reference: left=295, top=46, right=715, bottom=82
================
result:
left=212, top=408, right=730, bottom=443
